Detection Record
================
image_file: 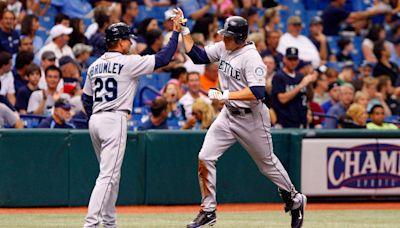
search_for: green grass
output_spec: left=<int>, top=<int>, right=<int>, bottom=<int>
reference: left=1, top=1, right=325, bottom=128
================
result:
left=0, top=210, right=398, bottom=227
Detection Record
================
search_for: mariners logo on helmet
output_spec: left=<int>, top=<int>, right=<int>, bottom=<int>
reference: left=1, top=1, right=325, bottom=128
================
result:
left=105, top=22, right=137, bottom=44
left=218, top=16, right=249, bottom=44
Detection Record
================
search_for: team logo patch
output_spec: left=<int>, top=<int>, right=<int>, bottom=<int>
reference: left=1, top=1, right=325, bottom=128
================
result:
left=255, top=67, right=265, bottom=77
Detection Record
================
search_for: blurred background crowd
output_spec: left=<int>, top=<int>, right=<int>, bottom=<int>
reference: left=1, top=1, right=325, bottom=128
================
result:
left=0, top=0, right=399, bottom=130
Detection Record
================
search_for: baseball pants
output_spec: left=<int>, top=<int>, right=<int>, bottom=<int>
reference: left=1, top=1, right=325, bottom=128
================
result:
left=198, top=103, right=295, bottom=211
left=84, top=111, right=128, bottom=228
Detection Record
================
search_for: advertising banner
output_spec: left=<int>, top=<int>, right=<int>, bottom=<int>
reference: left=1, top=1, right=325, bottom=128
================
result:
left=301, top=139, right=400, bottom=196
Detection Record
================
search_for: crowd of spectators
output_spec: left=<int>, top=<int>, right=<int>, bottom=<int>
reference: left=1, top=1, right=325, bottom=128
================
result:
left=0, top=0, right=399, bottom=130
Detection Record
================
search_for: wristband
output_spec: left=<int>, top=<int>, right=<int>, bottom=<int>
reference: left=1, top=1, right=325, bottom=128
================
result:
left=181, top=26, right=190, bottom=36
left=222, top=90, right=230, bottom=100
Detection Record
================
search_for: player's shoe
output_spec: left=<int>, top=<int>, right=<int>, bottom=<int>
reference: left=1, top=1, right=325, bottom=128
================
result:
left=290, top=193, right=307, bottom=228
left=186, top=209, right=216, bottom=228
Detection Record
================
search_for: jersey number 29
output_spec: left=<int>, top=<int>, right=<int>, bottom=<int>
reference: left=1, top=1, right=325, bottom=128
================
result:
left=94, top=78, right=117, bottom=102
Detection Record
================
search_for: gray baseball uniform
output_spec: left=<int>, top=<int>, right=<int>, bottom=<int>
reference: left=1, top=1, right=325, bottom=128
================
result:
left=198, top=41, right=297, bottom=211
left=83, top=52, right=155, bottom=227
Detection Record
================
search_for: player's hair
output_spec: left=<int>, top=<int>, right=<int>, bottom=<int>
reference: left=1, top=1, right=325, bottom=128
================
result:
left=15, top=51, right=34, bottom=70
left=45, top=65, right=62, bottom=78
left=26, top=63, right=41, bottom=77
left=0, top=51, right=12, bottom=67
left=150, top=97, right=168, bottom=117
left=192, top=99, right=215, bottom=129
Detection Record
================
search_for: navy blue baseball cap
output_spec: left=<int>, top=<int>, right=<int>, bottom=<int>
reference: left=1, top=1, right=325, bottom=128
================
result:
left=285, top=47, right=299, bottom=59
left=296, top=60, right=312, bottom=70
left=54, top=98, right=72, bottom=110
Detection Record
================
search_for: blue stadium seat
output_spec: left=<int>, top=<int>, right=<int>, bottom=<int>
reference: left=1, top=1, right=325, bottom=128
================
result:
left=36, top=30, right=48, bottom=43
left=351, top=0, right=372, bottom=11
left=136, top=6, right=170, bottom=24
left=133, top=73, right=171, bottom=107
left=39, top=15, right=55, bottom=32
left=351, top=36, right=364, bottom=65
left=304, top=0, right=330, bottom=10
left=83, top=18, right=92, bottom=30
left=20, top=114, right=47, bottom=128
left=326, top=36, right=339, bottom=55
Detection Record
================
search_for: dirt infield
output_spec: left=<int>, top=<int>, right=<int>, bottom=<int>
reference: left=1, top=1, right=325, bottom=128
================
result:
left=0, top=202, right=399, bottom=214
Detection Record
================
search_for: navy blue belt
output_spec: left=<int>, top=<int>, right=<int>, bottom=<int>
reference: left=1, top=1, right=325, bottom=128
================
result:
left=226, top=106, right=252, bottom=115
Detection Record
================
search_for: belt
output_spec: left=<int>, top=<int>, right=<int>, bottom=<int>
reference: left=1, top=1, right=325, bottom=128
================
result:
left=226, top=106, right=252, bottom=115
left=102, top=109, right=131, bottom=115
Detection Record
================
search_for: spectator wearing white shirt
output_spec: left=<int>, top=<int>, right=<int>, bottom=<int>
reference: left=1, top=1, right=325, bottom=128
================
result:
left=0, top=103, right=23, bottom=128
left=38, top=51, right=63, bottom=91
left=0, top=51, right=15, bottom=106
left=179, top=72, right=211, bottom=120
left=277, top=16, right=321, bottom=68
left=38, top=24, right=74, bottom=66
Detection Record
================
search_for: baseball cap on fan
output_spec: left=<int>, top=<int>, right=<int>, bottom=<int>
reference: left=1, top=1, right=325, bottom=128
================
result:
left=54, top=98, right=73, bottom=110
left=164, top=9, right=175, bottom=20
left=49, top=24, right=73, bottom=40
left=285, top=47, right=299, bottom=59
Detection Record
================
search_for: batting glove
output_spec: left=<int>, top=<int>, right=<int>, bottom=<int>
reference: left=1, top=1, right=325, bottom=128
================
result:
left=208, top=88, right=229, bottom=100
left=173, top=8, right=190, bottom=35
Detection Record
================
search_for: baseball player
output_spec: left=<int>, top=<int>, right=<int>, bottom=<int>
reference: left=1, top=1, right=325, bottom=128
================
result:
left=82, top=17, right=182, bottom=227
left=177, top=12, right=307, bottom=228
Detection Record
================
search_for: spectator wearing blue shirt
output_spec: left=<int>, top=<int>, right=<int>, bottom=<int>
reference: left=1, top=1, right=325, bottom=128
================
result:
left=324, top=83, right=354, bottom=129
left=271, top=47, right=318, bottom=128
left=51, top=0, right=93, bottom=19
left=15, top=63, right=40, bottom=114
left=0, top=10, right=19, bottom=54
left=178, top=0, right=213, bottom=20
left=88, top=10, right=110, bottom=58
left=13, top=51, right=34, bottom=92
left=321, top=81, right=340, bottom=113
left=38, top=98, right=75, bottom=129
left=139, top=97, right=169, bottom=130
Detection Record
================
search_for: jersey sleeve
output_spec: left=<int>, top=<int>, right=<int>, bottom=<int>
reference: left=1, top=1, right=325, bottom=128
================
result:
left=244, top=55, right=266, bottom=87
left=127, top=55, right=156, bottom=77
left=83, top=70, right=93, bottom=96
left=204, top=41, right=225, bottom=63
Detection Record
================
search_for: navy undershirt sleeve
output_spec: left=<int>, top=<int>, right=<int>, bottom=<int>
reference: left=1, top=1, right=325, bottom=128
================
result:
left=154, top=31, right=179, bottom=69
left=187, top=44, right=211, bottom=64
left=249, top=86, right=266, bottom=100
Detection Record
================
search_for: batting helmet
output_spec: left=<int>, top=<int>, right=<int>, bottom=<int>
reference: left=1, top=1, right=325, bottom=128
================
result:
left=218, top=16, right=248, bottom=44
left=105, top=22, right=136, bottom=44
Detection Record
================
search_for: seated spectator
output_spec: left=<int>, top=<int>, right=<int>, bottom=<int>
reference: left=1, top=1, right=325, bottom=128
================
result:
left=211, top=0, right=234, bottom=20
left=200, top=63, right=218, bottom=92
left=20, top=14, right=42, bottom=54
left=26, top=0, right=51, bottom=17
left=322, top=0, right=390, bottom=36
left=182, top=98, right=216, bottom=130
left=121, top=0, right=139, bottom=34
left=8, top=0, right=26, bottom=26
left=325, top=67, right=339, bottom=84
left=15, top=63, right=40, bottom=114
left=38, top=24, right=74, bottom=64
left=272, top=47, right=317, bottom=128
left=51, top=0, right=93, bottom=19
left=262, top=30, right=282, bottom=68
left=377, top=75, right=400, bottom=115
left=136, top=18, right=159, bottom=53
left=88, top=9, right=110, bottom=58
left=161, top=81, right=183, bottom=121
left=179, top=72, right=211, bottom=120
left=70, top=95, right=88, bottom=129
left=0, top=10, right=19, bottom=54
left=140, top=28, right=164, bottom=56
left=362, top=25, right=386, bottom=63
left=179, top=0, right=214, bottom=20
left=144, top=0, right=171, bottom=7
left=324, top=83, right=354, bottom=129
left=373, top=40, right=400, bottom=87
left=358, top=61, right=374, bottom=80
left=13, top=51, right=34, bottom=92
left=0, top=51, right=15, bottom=106
left=54, top=13, right=70, bottom=27
left=338, top=61, right=356, bottom=85
left=247, top=32, right=267, bottom=53
left=170, top=66, right=188, bottom=93
left=262, top=7, right=281, bottom=34
left=277, top=16, right=320, bottom=68
left=68, top=18, right=88, bottom=48
left=321, top=81, right=340, bottom=113
left=361, top=76, right=391, bottom=116
left=0, top=102, right=23, bottom=128
left=73, top=43, right=93, bottom=73
left=263, top=54, right=276, bottom=108
left=138, top=97, right=169, bottom=130
left=28, top=65, right=63, bottom=115
left=366, top=104, right=398, bottom=129
left=391, top=38, right=400, bottom=64
left=340, top=103, right=367, bottom=128
left=38, top=51, right=59, bottom=90
left=336, top=37, right=354, bottom=63
left=12, top=36, right=34, bottom=67
left=308, top=16, right=333, bottom=63
left=313, top=72, right=330, bottom=105
left=353, top=91, right=370, bottom=110
left=37, top=98, right=75, bottom=128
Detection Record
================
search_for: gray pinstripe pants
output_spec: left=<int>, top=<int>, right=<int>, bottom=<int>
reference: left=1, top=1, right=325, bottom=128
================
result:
left=198, top=103, right=295, bottom=211
left=84, top=111, right=128, bottom=228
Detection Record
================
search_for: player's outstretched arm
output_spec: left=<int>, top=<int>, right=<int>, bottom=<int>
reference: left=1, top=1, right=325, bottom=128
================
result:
left=208, top=86, right=265, bottom=101
left=153, top=12, right=182, bottom=70
left=174, top=8, right=211, bottom=64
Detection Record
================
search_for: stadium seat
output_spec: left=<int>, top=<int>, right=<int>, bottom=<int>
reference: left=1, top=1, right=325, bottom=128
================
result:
left=20, top=114, right=47, bottom=128
left=136, top=6, right=170, bottom=24
left=133, top=73, right=171, bottom=107
left=351, top=36, right=364, bottom=65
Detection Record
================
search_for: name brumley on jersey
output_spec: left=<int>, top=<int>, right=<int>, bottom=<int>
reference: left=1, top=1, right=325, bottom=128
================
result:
left=204, top=41, right=266, bottom=108
left=83, top=52, right=155, bottom=114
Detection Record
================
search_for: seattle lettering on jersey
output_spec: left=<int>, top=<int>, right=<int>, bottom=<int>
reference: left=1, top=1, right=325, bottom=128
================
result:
left=218, top=60, right=241, bottom=80
left=90, top=62, right=125, bottom=76
left=327, top=144, right=400, bottom=189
